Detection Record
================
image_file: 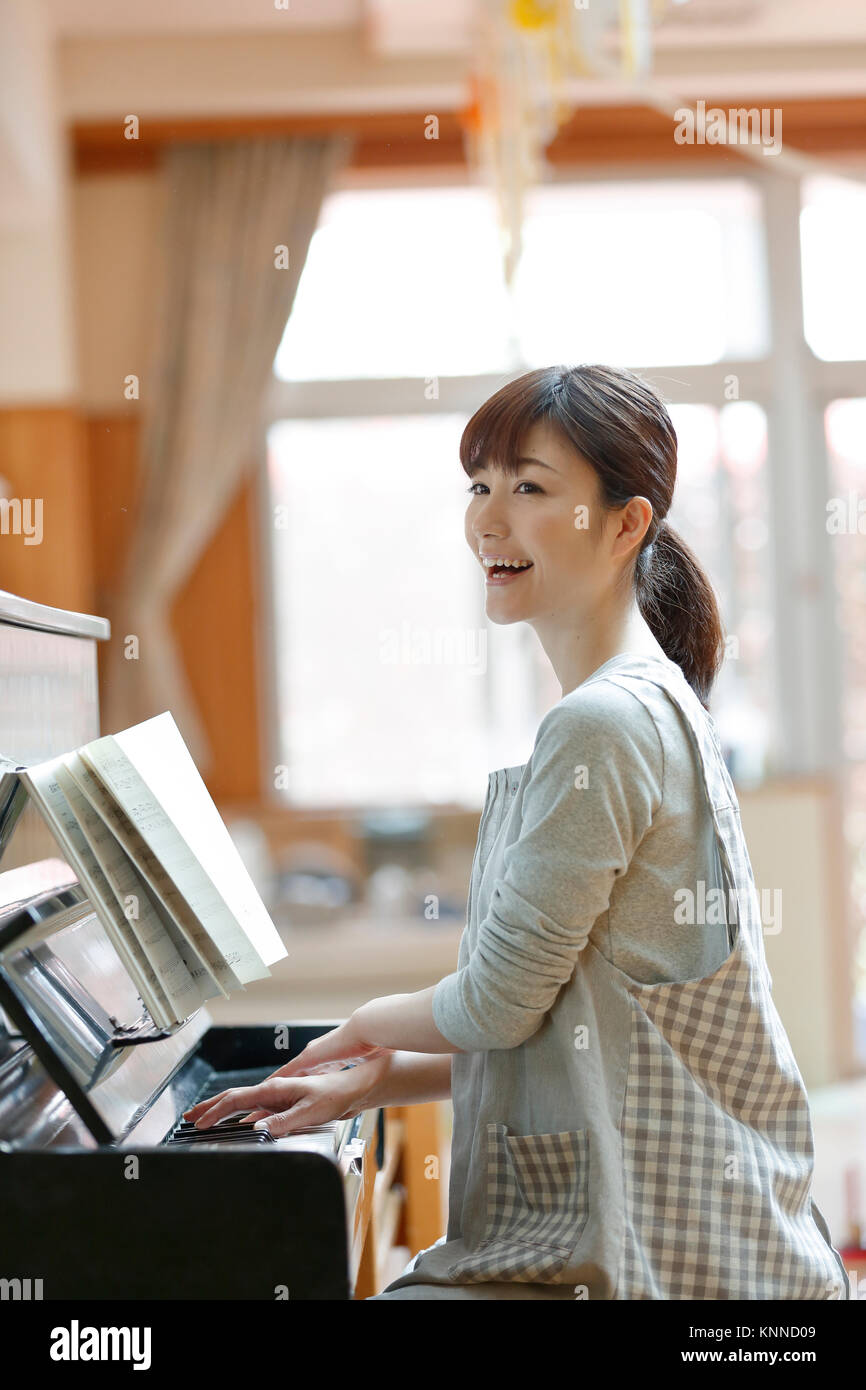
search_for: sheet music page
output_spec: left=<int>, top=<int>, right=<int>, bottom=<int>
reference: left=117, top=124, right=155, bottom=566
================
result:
left=21, top=759, right=175, bottom=1029
left=56, top=758, right=213, bottom=1022
left=62, top=755, right=240, bottom=998
left=80, top=713, right=286, bottom=980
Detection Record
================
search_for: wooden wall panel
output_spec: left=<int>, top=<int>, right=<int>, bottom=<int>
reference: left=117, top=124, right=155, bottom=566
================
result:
left=0, top=406, right=93, bottom=614
left=171, top=473, right=261, bottom=803
left=87, top=414, right=139, bottom=597
left=72, top=98, right=866, bottom=175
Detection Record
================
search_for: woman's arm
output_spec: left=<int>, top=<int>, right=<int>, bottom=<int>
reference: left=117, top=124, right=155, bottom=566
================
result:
left=260, top=985, right=461, bottom=1080
left=354, top=1050, right=453, bottom=1109
left=281, top=690, right=665, bottom=1067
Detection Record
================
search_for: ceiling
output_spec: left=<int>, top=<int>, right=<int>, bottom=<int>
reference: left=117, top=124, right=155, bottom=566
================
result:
left=37, top=0, right=866, bottom=123
left=43, top=0, right=364, bottom=36
left=39, top=0, right=866, bottom=50
left=3, top=1, right=862, bottom=292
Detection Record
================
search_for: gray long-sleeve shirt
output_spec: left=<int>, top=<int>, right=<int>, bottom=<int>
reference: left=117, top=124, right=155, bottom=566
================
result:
left=373, top=651, right=848, bottom=1300
left=432, top=664, right=731, bottom=1051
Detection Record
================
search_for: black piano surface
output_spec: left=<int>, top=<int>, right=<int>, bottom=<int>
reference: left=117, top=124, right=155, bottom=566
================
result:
left=0, top=862, right=381, bottom=1301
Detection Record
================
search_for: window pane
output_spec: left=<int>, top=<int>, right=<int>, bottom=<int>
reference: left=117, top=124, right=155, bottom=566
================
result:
left=273, top=187, right=515, bottom=381
left=268, top=414, right=535, bottom=808
left=825, top=398, right=866, bottom=1019
left=274, top=178, right=770, bottom=383
left=801, top=176, right=866, bottom=360
left=514, top=179, right=768, bottom=367
left=667, top=401, right=775, bottom=782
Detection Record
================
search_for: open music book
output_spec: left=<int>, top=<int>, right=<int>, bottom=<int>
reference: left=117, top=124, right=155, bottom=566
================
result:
left=14, top=711, right=287, bottom=1029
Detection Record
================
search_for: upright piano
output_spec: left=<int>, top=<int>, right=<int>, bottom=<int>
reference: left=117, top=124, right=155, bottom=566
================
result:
left=0, top=590, right=380, bottom=1301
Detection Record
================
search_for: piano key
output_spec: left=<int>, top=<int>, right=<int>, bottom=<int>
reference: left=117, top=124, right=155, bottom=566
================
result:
left=166, top=1123, right=268, bottom=1134
left=166, top=1117, right=275, bottom=1144
left=175, top=1119, right=256, bottom=1132
left=166, top=1130, right=274, bottom=1146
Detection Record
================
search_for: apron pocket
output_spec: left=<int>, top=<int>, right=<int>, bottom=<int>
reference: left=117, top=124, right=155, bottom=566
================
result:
left=448, top=1123, right=590, bottom=1283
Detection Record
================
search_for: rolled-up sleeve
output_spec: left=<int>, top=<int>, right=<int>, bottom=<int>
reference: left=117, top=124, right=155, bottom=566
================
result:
left=432, top=682, right=665, bottom=1051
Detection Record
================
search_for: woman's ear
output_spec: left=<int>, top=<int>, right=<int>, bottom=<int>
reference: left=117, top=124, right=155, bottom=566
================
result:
left=612, top=495, right=654, bottom=560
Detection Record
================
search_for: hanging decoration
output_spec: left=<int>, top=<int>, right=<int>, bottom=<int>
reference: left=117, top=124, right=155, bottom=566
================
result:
left=457, top=0, right=855, bottom=292
left=456, top=0, right=672, bottom=287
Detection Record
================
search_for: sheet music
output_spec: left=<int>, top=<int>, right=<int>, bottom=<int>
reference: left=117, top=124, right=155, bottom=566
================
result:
left=62, top=755, right=240, bottom=998
left=56, top=758, right=212, bottom=1022
left=78, top=738, right=269, bottom=986
left=112, top=713, right=286, bottom=968
left=83, top=713, right=286, bottom=977
left=22, top=759, right=175, bottom=1029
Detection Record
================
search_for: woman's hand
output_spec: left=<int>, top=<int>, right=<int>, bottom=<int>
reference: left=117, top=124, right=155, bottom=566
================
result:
left=183, top=993, right=457, bottom=1136
left=182, top=1052, right=393, bottom=1138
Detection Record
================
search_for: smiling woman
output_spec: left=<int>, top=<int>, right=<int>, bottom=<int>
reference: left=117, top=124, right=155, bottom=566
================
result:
left=201, top=362, right=849, bottom=1301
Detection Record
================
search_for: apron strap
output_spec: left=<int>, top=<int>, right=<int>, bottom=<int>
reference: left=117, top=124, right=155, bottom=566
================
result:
left=597, top=658, right=763, bottom=963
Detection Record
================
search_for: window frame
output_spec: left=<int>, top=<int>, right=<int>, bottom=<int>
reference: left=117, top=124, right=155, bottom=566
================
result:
left=257, top=157, right=862, bottom=794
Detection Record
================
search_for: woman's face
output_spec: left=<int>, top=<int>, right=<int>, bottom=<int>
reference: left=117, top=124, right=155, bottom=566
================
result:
left=464, top=420, right=616, bottom=628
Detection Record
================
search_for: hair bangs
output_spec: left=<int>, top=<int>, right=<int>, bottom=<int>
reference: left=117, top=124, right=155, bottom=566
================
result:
left=459, top=368, right=569, bottom=478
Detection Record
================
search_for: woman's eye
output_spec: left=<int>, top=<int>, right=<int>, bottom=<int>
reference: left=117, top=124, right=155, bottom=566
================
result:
left=465, top=481, right=543, bottom=496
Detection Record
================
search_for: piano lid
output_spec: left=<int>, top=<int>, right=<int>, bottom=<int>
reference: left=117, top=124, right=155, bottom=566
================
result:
left=0, top=860, right=209, bottom=1145
left=0, top=588, right=110, bottom=641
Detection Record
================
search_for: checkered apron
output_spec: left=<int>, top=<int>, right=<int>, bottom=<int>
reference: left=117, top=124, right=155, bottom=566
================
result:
left=378, top=655, right=850, bottom=1300
left=593, top=660, right=848, bottom=1299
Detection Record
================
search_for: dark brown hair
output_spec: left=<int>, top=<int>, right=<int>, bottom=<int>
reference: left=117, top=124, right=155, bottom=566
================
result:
left=460, top=363, right=726, bottom=707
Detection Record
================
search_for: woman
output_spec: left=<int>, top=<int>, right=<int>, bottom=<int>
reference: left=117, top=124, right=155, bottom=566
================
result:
left=185, top=364, right=849, bottom=1301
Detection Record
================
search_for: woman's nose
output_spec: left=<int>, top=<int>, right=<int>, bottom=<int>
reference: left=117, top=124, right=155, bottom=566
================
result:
left=473, top=524, right=509, bottom=548
left=471, top=498, right=510, bottom=539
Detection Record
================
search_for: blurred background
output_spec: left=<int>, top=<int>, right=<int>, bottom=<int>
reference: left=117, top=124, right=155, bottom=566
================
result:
left=1, top=0, right=866, bottom=1264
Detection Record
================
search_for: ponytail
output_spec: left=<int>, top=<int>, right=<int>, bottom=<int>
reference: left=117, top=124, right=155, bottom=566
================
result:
left=634, top=517, right=725, bottom=709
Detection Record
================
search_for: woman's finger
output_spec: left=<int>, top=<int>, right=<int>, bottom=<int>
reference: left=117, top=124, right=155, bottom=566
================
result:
left=286, top=1060, right=352, bottom=1076
left=253, top=1102, right=317, bottom=1138
left=182, top=1090, right=229, bottom=1119
left=188, top=1082, right=296, bottom=1129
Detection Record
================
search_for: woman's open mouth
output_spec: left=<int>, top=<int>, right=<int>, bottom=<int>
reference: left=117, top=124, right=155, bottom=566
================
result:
left=481, top=557, right=534, bottom=586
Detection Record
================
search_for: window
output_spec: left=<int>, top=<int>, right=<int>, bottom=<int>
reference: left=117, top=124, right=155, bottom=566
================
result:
left=825, top=398, right=866, bottom=1020
left=513, top=178, right=768, bottom=367
left=273, top=187, right=515, bottom=381
left=273, top=177, right=769, bottom=382
left=263, top=161, right=866, bottom=1069
left=267, top=413, right=540, bottom=807
left=267, top=175, right=779, bottom=809
left=801, top=176, right=866, bottom=361
left=667, top=401, right=774, bottom=784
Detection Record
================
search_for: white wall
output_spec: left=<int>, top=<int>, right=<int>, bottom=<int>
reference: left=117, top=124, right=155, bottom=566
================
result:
left=0, top=0, right=77, bottom=404
left=739, top=777, right=851, bottom=1089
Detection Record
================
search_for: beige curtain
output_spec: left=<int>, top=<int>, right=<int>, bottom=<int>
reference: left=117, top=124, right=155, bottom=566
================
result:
left=101, top=135, right=352, bottom=768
